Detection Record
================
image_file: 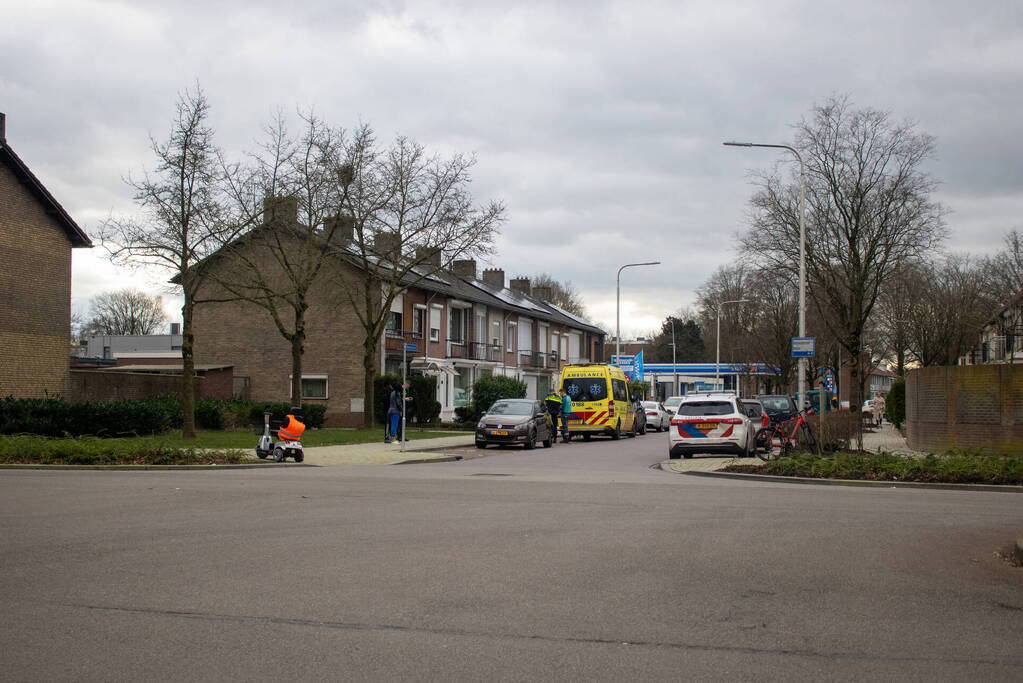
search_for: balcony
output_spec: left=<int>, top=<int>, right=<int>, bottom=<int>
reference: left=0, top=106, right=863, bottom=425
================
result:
left=446, top=340, right=502, bottom=361
left=384, top=330, right=425, bottom=356
left=520, top=351, right=558, bottom=369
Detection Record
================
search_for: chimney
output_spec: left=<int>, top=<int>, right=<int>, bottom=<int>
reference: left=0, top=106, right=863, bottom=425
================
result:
left=170, top=322, right=181, bottom=335
left=415, top=246, right=442, bottom=267
left=482, top=268, right=505, bottom=289
left=510, top=277, right=531, bottom=293
left=372, top=231, right=402, bottom=261
left=324, top=214, right=354, bottom=246
left=531, top=286, right=553, bottom=302
left=451, top=259, right=477, bottom=279
left=262, top=195, right=299, bottom=225
left=0, top=113, right=6, bottom=143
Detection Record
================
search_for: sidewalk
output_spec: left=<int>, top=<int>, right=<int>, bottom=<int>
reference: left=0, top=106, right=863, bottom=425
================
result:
left=861, top=423, right=928, bottom=455
left=297, top=433, right=476, bottom=466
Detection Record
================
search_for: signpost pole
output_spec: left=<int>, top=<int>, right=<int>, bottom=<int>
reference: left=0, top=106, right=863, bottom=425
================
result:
left=401, top=341, right=407, bottom=452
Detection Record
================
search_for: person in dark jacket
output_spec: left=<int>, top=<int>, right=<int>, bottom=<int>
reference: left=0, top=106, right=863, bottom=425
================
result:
left=544, top=390, right=562, bottom=443
left=385, top=381, right=412, bottom=443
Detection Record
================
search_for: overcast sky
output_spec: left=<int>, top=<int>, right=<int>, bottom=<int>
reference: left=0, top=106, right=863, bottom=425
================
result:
left=3, top=0, right=1021, bottom=337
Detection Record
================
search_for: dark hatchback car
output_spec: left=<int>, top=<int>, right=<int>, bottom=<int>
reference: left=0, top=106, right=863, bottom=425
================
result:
left=756, top=394, right=799, bottom=425
left=475, top=399, right=553, bottom=450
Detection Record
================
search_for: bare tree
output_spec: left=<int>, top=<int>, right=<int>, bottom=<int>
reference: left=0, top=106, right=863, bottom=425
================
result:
left=97, top=86, right=239, bottom=438
left=329, top=131, right=506, bottom=427
left=83, top=289, right=167, bottom=336
left=740, top=96, right=946, bottom=442
left=524, top=273, right=587, bottom=317
left=980, top=228, right=1023, bottom=302
left=204, top=112, right=352, bottom=404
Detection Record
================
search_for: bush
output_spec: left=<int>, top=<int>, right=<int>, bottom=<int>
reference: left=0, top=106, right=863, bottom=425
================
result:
left=195, top=399, right=226, bottom=430
left=885, top=378, right=906, bottom=428
left=373, top=375, right=441, bottom=426
left=455, top=375, right=527, bottom=425
left=0, top=396, right=173, bottom=437
left=807, top=410, right=863, bottom=452
left=628, top=380, right=650, bottom=400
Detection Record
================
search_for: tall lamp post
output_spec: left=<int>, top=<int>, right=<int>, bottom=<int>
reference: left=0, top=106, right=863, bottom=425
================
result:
left=715, top=299, right=751, bottom=391
left=723, top=141, right=807, bottom=409
left=616, top=261, right=660, bottom=365
left=669, top=317, right=677, bottom=397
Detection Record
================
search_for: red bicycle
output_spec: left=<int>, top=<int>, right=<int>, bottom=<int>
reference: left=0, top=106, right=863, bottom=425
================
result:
left=757, top=410, right=819, bottom=461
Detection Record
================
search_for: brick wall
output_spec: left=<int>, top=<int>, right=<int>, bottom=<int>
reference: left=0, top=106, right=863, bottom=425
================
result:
left=192, top=235, right=367, bottom=427
left=0, top=163, right=73, bottom=398
left=70, top=370, right=202, bottom=401
left=906, top=365, right=1023, bottom=451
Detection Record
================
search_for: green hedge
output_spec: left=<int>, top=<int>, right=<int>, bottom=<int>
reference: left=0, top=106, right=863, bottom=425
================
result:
left=885, top=378, right=905, bottom=428
left=0, top=396, right=327, bottom=437
left=454, top=375, right=527, bottom=425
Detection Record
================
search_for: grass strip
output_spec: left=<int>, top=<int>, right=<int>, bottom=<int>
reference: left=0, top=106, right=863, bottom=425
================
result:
left=0, top=435, right=246, bottom=466
left=722, top=451, right=1023, bottom=485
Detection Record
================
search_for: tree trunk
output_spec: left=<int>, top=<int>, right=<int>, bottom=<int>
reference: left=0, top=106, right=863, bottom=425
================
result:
left=290, top=303, right=307, bottom=408
left=847, top=334, right=866, bottom=451
left=181, top=296, right=196, bottom=439
left=362, top=336, right=378, bottom=429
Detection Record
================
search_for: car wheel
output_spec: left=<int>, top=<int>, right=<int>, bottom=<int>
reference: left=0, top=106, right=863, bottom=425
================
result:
left=256, top=449, right=268, bottom=459
left=638, top=421, right=647, bottom=435
left=524, top=430, right=536, bottom=450
left=475, top=441, right=487, bottom=449
left=293, top=451, right=304, bottom=463
left=273, top=447, right=285, bottom=463
left=582, top=433, right=591, bottom=441
left=543, top=435, right=552, bottom=448
left=669, top=451, right=680, bottom=460
left=610, top=422, right=621, bottom=440
left=683, top=453, right=694, bottom=459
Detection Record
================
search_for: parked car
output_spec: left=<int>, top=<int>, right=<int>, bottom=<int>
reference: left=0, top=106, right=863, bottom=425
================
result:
left=861, top=399, right=875, bottom=415
left=740, top=398, right=771, bottom=451
left=641, top=401, right=671, bottom=432
left=668, top=392, right=757, bottom=459
left=756, top=394, right=799, bottom=425
left=662, top=395, right=685, bottom=416
left=475, top=399, right=553, bottom=449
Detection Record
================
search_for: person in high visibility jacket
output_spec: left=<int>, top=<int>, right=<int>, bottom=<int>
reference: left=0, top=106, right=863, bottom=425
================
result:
left=278, top=408, right=306, bottom=441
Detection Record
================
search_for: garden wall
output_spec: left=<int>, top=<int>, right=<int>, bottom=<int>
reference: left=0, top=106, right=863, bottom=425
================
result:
left=906, top=364, right=1023, bottom=451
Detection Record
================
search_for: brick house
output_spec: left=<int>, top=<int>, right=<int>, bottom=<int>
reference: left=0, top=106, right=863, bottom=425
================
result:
left=0, top=113, right=92, bottom=398
left=192, top=201, right=604, bottom=425
left=960, top=286, right=1023, bottom=364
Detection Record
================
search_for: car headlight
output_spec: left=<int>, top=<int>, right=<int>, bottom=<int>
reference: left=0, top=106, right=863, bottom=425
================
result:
left=477, top=420, right=486, bottom=430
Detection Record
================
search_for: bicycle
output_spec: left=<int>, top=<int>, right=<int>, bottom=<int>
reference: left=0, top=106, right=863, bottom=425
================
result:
left=757, top=410, right=819, bottom=461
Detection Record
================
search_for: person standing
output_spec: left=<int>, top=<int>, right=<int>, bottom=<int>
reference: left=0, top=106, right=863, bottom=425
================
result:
left=872, top=394, right=886, bottom=427
left=559, top=388, right=573, bottom=443
left=544, top=389, right=562, bottom=443
left=385, top=383, right=402, bottom=443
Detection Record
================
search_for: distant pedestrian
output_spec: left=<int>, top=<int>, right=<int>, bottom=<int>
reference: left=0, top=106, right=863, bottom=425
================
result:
left=559, top=388, right=572, bottom=442
left=872, top=395, right=886, bottom=427
left=544, top=389, right=562, bottom=443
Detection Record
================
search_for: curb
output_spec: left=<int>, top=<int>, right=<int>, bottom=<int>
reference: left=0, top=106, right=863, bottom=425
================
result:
left=672, top=467, right=1023, bottom=493
left=0, top=463, right=316, bottom=471
left=391, top=455, right=464, bottom=465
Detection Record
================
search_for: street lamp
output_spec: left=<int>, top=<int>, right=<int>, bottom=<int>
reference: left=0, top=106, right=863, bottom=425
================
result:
left=723, top=141, right=807, bottom=409
left=669, top=317, right=677, bottom=397
left=616, top=261, right=660, bottom=366
left=715, top=299, right=751, bottom=391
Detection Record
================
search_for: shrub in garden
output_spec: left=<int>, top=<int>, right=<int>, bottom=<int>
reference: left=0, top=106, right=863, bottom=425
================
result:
left=0, top=396, right=173, bottom=437
left=0, top=434, right=245, bottom=465
left=885, top=378, right=906, bottom=428
left=807, top=410, right=862, bottom=452
left=456, top=375, right=527, bottom=425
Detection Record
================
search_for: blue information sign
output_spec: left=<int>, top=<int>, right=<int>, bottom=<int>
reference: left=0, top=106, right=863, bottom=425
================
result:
left=404, top=343, right=418, bottom=352
left=791, top=337, right=816, bottom=358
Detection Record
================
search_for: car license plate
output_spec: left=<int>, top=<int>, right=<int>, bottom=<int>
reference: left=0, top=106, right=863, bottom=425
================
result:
left=491, top=429, right=508, bottom=436
left=696, top=423, right=716, bottom=430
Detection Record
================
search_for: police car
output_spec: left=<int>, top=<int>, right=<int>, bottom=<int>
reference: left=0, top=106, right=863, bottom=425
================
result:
left=667, top=392, right=757, bottom=459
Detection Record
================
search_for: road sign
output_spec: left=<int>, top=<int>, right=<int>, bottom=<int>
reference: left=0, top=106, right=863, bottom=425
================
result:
left=404, top=343, right=418, bottom=352
left=791, top=337, right=816, bottom=358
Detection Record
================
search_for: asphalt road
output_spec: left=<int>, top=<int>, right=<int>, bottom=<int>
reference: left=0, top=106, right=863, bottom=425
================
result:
left=3, top=432, right=1022, bottom=681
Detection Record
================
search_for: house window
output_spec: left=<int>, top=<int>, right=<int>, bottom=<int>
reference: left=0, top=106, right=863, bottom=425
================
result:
left=430, top=307, right=441, bottom=342
left=103, top=346, right=111, bottom=359
left=453, top=366, right=472, bottom=407
left=290, top=374, right=328, bottom=399
left=506, top=323, right=515, bottom=352
left=384, top=359, right=402, bottom=376
left=386, top=311, right=403, bottom=336
left=449, top=307, right=466, bottom=342
left=476, top=313, right=486, bottom=345
left=413, top=307, right=425, bottom=338
left=491, top=320, right=501, bottom=347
